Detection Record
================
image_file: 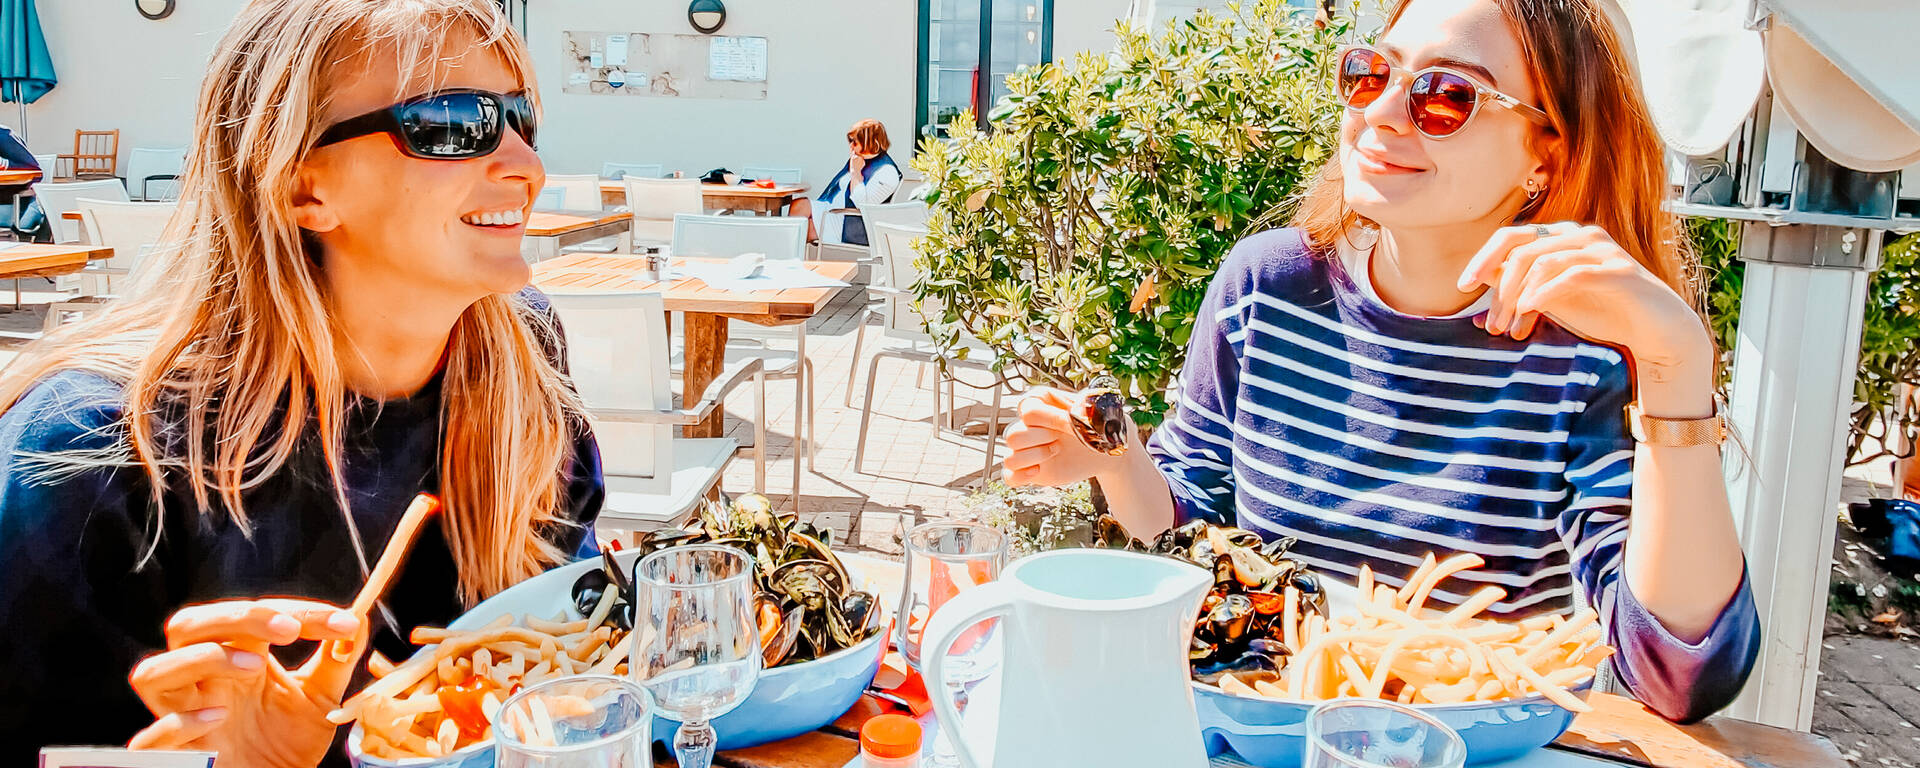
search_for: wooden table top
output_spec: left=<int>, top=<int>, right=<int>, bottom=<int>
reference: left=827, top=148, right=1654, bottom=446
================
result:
left=0, top=242, right=115, bottom=278
left=523, top=210, right=630, bottom=237
left=0, top=169, right=41, bottom=186
left=599, top=179, right=809, bottom=199
left=531, top=253, right=853, bottom=318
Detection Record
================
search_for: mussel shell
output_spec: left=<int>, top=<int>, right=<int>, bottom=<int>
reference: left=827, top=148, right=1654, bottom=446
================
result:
left=601, top=548, right=633, bottom=602
left=1246, top=638, right=1291, bottom=658
left=571, top=569, right=611, bottom=617
left=840, top=590, right=876, bottom=635
left=1259, top=535, right=1300, bottom=560
left=1072, top=387, right=1130, bottom=456
left=1192, top=650, right=1281, bottom=686
left=1208, top=594, right=1255, bottom=645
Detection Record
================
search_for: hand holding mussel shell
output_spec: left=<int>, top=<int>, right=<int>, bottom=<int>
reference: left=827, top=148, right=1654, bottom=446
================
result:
left=1071, top=377, right=1131, bottom=456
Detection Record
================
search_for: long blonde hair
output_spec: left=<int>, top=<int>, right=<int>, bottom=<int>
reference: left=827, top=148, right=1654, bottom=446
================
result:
left=1293, top=0, right=1694, bottom=302
left=0, top=0, right=580, bottom=606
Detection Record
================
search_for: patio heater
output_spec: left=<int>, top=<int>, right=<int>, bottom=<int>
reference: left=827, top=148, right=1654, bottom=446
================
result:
left=1616, top=0, right=1920, bottom=731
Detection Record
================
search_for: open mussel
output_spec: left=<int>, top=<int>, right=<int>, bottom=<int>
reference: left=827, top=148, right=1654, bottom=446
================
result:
left=1072, top=378, right=1130, bottom=456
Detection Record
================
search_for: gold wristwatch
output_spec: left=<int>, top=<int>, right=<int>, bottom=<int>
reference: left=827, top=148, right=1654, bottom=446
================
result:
left=1623, top=398, right=1727, bottom=447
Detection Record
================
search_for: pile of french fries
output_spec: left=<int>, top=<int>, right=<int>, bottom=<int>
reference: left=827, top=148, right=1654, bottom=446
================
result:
left=328, top=614, right=631, bottom=760
left=1211, top=553, right=1612, bottom=713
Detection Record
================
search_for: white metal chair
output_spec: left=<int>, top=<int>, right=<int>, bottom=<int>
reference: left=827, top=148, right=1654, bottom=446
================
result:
left=852, top=223, right=1006, bottom=483
left=45, top=198, right=175, bottom=330
left=125, top=147, right=186, bottom=201
left=543, top=173, right=604, bottom=211
left=31, top=178, right=128, bottom=244
left=670, top=214, right=821, bottom=486
left=741, top=166, right=803, bottom=185
left=533, top=186, right=566, bottom=212
left=548, top=291, right=769, bottom=533
left=603, top=162, right=666, bottom=180
left=812, top=199, right=928, bottom=268
left=625, top=177, right=705, bottom=247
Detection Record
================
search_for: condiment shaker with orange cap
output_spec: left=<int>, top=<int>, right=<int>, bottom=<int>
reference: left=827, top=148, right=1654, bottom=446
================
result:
left=860, top=714, right=924, bottom=768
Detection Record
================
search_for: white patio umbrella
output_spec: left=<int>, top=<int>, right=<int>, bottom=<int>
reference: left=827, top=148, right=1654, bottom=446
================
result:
left=1606, top=0, right=1920, bottom=732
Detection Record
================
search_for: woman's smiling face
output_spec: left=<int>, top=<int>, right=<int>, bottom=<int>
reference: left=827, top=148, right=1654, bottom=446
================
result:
left=1339, top=0, right=1553, bottom=233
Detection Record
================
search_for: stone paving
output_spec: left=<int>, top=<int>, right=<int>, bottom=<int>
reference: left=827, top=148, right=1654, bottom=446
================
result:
left=2, top=271, right=1917, bottom=764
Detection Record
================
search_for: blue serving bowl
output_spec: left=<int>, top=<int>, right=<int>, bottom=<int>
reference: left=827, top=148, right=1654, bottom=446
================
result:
left=345, top=550, right=887, bottom=764
left=1194, top=679, right=1594, bottom=766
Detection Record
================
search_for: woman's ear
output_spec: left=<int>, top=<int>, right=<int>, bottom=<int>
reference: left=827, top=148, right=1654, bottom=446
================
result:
left=1527, top=132, right=1566, bottom=194
left=290, top=161, right=340, bottom=234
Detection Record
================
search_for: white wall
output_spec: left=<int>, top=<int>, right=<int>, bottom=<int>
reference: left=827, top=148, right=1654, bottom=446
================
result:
left=15, top=0, right=1139, bottom=191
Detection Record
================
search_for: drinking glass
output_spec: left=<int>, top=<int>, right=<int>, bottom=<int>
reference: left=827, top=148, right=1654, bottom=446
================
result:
left=630, top=544, right=762, bottom=768
left=895, top=521, right=1008, bottom=767
left=494, top=674, right=653, bottom=768
left=1306, top=699, right=1467, bottom=768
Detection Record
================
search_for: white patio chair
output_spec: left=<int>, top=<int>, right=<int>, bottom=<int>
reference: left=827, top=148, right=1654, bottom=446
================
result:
left=125, top=147, right=186, bottom=201
left=602, top=162, right=666, bottom=180
left=811, top=199, right=928, bottom=269
left=670, top=213, right=821, bottom=489
left=45, top=198, right=175, bottom=330
left=31, top=178, right=128, bottom=245
left=543, top=173, right=604, bottom=211
left=533, top=186, right=566, bottom=212
left=625, top=177, right=704, bottom=248
left=741, top=166, right=803, bottom=185
left=547, top=290, right=769, bottom=533
left=852, top=223, right=1006, bottom=484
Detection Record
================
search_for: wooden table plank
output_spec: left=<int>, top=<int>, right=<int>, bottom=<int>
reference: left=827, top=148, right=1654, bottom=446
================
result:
left=0, top=169, right=41, bottom=186
left=1557, top=692, right=1848, bottom=768
left=525, top=210, right=628, bottom=237
left=0, top=243, right=114, bottom=279
left=600, top=180, right=809, bottom=214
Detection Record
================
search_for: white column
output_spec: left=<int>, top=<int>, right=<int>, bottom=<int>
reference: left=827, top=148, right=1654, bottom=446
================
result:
left=1723, top=241, right=1875, bottom=729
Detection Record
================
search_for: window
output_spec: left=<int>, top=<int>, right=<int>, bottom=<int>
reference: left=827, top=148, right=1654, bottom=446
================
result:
left=917, top=0, right=1054, bottom=143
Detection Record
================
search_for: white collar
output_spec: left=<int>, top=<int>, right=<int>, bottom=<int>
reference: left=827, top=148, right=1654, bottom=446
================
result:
left=1339, top=242, right=1491, bottom=320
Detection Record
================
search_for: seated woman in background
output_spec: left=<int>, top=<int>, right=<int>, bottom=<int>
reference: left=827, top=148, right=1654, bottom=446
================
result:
left=788, top=119, right=901, bottom=245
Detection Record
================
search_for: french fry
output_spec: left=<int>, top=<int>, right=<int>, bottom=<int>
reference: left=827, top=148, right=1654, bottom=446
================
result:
left=1397, top=554, right=1438, bottom=604
left=1406, top=553, right=1485, bottom=615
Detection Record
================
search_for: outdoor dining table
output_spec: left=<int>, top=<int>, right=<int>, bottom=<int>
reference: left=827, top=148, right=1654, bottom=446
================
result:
left=522, top=209, right=632, bottom=262
left=702, top=557, right=1850, bottom=768
left=0, top=242, right=115, bottom=312
left=530, top=252, right=853, bottom=438
left=598, top=179, right=811, bottom=215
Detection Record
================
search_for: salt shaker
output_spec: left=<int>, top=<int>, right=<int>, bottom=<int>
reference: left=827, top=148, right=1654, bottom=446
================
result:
left=860, top=714, right=923, bottom=768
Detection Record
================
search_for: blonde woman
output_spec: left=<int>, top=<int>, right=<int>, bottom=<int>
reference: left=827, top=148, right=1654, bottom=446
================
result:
left=0, top=0, right=603, bottom=763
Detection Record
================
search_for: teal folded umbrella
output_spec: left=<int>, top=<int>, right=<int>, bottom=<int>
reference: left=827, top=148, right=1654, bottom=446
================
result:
left=1, top=0, right=57, bottom=139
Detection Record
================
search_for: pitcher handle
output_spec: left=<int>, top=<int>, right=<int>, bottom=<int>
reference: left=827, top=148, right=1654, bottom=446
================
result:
left=919, top=580, right=1016, bottom=768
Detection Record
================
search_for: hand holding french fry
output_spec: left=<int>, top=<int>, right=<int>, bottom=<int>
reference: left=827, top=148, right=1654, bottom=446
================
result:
left=126, top=598, right=369, bottom=767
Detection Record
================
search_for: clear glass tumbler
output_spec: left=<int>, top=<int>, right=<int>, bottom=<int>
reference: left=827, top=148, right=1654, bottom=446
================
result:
left=1306, top=699, right=1467, bottom=768
left=895, top=521, right=1008, bottom=766
left=494, top=674, right=654, bottom=768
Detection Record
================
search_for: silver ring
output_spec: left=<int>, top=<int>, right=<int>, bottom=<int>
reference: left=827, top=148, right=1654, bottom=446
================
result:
left=1533, top=224, right=1551, bottom=237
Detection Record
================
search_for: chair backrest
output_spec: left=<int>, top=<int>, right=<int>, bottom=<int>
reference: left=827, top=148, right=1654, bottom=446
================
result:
left=624, top=178, right=706, bottom=245
left=872, top=222, right=938, bottom=337
left=533, top=186, right=567, bottom=212
left=602, top=162, right=665, bottom=180
left=124, top=147, right=187, bottom=201
left=545, top=291, right=674, bottom=493
left=544, top=173, right=603, bottom=211
left=70, top=130, right=120, bottom=179
left=859, top=201, right=929, bottom=287
left=741, top=166, right=803, bottom=185
left=671, top=214, right=807, bottom=262
left=32, top=179, right=129, bottom=243
left=31, top=153, right=56, bottom=174
left=77, top=198, right=175, bottom=278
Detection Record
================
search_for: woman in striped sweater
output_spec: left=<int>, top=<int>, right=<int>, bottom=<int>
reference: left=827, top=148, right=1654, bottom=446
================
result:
left=1002, top=0, right=1758, bottom=722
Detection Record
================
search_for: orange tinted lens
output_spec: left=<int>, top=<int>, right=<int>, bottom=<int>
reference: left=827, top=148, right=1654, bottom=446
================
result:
left=1338, top=48, right=1390, bottom=108
left=1409, top=71, right=1478, bottom=136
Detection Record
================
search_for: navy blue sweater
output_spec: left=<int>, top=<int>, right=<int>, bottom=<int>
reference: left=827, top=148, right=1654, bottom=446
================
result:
left=0, top=295, right=605, bottom=762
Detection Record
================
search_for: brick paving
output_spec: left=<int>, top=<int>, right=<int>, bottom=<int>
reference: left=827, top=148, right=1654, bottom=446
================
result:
left=3, top=271, right=1918, bottom=763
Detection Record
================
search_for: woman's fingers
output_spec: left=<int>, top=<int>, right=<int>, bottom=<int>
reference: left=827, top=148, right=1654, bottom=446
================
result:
left=130, top=643, right=266, bottom=714
left=128, top=707, right=228, bottom=750
left=1487, top=236, right=1577, bottom=333
left=1002, top=442, right=1061, bottom=473
left=164, top=599, right=359, bottom=650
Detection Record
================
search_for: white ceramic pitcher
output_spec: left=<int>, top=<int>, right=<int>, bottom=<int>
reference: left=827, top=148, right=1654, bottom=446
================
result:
left=920, top=548, right=1213, bottom=768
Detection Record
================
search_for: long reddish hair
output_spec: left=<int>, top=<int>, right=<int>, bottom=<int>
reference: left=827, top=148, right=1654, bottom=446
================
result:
left=1292, top=0, right=1693, bottom=303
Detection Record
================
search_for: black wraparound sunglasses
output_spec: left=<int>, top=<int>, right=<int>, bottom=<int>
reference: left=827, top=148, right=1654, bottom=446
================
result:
left=314, top=88, right=538, bottom=159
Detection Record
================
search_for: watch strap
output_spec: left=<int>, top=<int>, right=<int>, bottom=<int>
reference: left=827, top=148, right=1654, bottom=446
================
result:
left=1624, top=398, right=1727, bottom=447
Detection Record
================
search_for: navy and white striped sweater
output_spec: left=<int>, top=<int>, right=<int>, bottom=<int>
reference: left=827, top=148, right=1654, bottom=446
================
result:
left=1145, top=228, right=1758, bottom=722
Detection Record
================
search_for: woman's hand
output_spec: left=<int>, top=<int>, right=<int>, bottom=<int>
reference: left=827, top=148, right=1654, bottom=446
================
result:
left=848, top=151, right=866, bottom=177
left=1457, top=222, right=1712, bottom=368
left=128, top=599, right=367, bottom=768
left=1002, top=387, right=1136, bottom=487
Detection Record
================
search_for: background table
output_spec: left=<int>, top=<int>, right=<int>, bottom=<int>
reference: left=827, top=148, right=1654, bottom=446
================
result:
left=522, top=210, right=631, bottom=261
left=599, top=180, right=809, bottom=215
left=0, top=242, right=116, bottom=312
left=0, top=169, right=42, bottom=186
left=531, top=253, right=852, bottom=437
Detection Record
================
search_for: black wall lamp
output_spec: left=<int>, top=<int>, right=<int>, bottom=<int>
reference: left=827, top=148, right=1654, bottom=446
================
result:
left=135, top=0, right=176, bottom=20
left=688, top=0, right=726, bottom=34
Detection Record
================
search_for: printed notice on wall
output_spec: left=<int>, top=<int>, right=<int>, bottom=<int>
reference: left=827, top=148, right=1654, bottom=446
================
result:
left=707, top=36, right=767, bottom=82
left=606, top=34, right=629, bottom=66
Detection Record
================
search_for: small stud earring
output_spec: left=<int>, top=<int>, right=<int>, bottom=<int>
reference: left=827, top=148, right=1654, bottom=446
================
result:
left=1524, top=179, right=1544, bottom=200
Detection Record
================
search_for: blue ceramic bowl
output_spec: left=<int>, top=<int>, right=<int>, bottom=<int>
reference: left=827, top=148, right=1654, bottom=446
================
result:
left=345, top=550, right=887, bottom=764
left=1194, top=679, right=1594, bottom=767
